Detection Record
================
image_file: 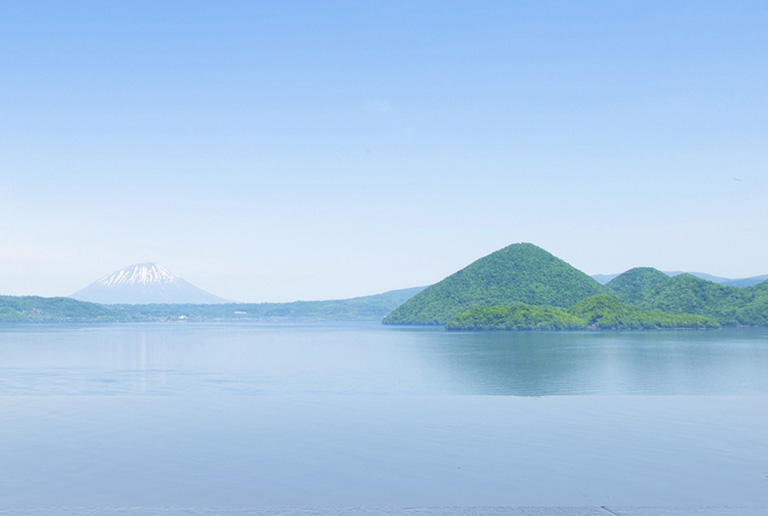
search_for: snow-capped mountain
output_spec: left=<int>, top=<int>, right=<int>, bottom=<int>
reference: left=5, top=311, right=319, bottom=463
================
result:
left=71, top=263, right=229, bottom=304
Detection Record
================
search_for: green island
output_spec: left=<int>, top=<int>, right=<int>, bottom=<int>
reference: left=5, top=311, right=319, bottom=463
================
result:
left=384, top=243, right=767, bottom=329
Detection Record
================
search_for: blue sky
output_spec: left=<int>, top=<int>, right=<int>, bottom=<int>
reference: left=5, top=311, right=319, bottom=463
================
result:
left=1, top=1, right=766, bottom=302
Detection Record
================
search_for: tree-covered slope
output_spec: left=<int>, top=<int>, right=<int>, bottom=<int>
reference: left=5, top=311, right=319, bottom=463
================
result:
left=628, top=274, right=747, bottom=325
left=615, top=274, right=768, bottom=326
left=445, top=295, right=718, bottom=331
left=568, top=294, right=719, bottom=329
left=736, top=280, right=768, bottom=326
left=446, top=303, right=587, bottom=331
left=383, top=243, right=606, bottom=325
left=606, top=267, right=671, bottom=304
left=0, top=296, right=119, bottom=322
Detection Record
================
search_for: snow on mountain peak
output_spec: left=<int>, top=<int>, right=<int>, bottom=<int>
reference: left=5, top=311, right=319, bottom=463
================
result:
left=72, top=263, right=229, bottom=304
left=96, top=263, right=182, bottom=287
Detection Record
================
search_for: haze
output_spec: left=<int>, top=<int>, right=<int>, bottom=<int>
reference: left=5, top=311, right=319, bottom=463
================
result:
left=1, top=1, right=766, bottom=303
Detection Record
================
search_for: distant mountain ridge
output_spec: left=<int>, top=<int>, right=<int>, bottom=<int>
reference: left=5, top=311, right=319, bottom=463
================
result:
left=113, top=285, right=428, bottom=322
left=0, top=295, right=117, bottom=322
left=0, top=285, right=426, bottom=323
left=71, top=263, right=229, bottom=304
left=721, top=275, right=768, bottom=288
left=592, top=271, right=768, bottom=287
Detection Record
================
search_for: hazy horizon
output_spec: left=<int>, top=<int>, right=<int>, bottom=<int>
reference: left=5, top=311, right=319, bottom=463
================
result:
left=2, top=1, right=766, bottom=303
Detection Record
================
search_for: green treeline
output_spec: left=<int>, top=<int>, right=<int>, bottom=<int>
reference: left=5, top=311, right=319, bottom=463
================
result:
left=446, top=295, right=719, bottom=331
left=0, top=296, right=118, bottom=322
left=0, top=286, right=427, bottom=323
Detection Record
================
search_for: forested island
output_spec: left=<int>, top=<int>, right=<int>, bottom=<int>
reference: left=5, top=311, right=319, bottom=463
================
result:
left=384, top=243, right=768, bottom=330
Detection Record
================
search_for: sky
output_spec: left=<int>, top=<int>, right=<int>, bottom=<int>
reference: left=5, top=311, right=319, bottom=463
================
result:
left=1, top=0, right=767, bottom=302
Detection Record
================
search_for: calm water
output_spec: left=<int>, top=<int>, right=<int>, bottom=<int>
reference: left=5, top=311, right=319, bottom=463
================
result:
left=1, top=323, right=767, bottom=507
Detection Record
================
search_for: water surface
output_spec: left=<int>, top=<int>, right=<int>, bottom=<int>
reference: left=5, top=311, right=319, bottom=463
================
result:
left=1, top=323, right=767, bottom=507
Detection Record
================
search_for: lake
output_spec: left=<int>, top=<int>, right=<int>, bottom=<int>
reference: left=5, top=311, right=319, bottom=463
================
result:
left=1, top=323, right=767, bottom=510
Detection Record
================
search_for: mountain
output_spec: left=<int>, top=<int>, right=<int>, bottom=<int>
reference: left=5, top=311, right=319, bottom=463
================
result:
left=591, top=273, right=621, bottom=285
left=71, top=263, right=229, bottom=305
left=721, top=275, right=768, bottom=288
left=619, top=273, right=768, bottom=326
left=663, top=271, right=732, bottom=283
left=737, top=281, right=768, bottom=326
left=593, top=270, right=729, bottom=285
left=383, top=243, right=606, bottom=325
left=593, top=270, right=768, bottom=288
left=605, top=267, right=671, bottom=305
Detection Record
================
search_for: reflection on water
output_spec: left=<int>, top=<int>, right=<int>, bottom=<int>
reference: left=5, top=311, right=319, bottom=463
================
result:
left=430, top=329, right=768, bottom=395
left=1, top=323, right=767, bottom=396
left=1, top=323, right=768, bottom=507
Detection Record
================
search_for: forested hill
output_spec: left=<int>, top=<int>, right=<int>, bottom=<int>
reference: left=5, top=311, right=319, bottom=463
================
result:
left=383, top=243, right=606, bottom=326
left=605, top=267, right=673, bottom=305
left=606, top=272, right=768, bottom=326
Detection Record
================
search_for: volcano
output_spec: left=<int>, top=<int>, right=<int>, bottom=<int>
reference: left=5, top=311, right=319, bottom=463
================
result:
left=70, top=263, right=229, bottom=304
